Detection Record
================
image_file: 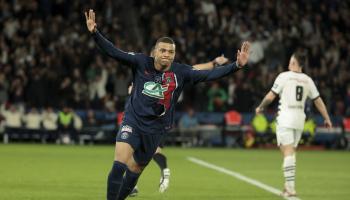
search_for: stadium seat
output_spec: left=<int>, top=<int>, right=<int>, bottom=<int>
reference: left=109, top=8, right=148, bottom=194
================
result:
left=223, top=110, right=243, bottom=147
left=342, top=117, right=350, bottom=150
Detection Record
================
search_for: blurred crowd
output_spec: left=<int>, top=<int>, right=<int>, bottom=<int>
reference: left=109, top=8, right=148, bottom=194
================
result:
left=0, top=0, right=349, bottom=119
left=136, top=0, right=350, bottom=116
left=0, top=0, right=134, bottom=113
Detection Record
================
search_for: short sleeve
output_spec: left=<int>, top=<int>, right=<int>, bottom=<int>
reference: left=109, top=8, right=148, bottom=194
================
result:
left=271, top=73, right=284, bottom=95
left=308, top=78, right=320, bottom=100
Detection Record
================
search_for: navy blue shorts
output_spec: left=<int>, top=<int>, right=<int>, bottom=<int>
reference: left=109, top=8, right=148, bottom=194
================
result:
left=116, top=123, right=164, bottom=166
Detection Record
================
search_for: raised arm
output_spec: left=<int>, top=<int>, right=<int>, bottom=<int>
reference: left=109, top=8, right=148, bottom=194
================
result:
left=313, top=97, right=333, bottom=129
left=85, top=9, right=139, bottom=65
left=193, top=55, right=229, bottom=70
left=188, top=42, right=250, bottom=83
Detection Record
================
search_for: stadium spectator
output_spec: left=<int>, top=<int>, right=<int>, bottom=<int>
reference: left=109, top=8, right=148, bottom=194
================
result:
left=26, top=68, right=46, bottom=108
left=0, top=71, right=9, bottom=104
left=2, top=104, right=22, bottom=127
left=41, top=106, right=58, bottom=142
left=112, top=70, right=131, bottom=111
left=178, top=107, right=199, bottom=146
left=57, top=106, right=75, bottom=144
left=207, top=82, right=227, bottom=112
left=2, top=104, right=23, bottom=137
left=251, top=113, right=269, bottom=145
left=23, top=107, right=42, bottom=131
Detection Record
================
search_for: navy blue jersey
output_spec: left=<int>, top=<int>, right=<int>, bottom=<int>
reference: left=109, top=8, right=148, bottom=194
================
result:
left=93, top=30, right=241, bottom=133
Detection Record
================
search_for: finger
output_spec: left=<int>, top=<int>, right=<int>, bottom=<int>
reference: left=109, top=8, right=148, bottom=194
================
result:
left=84, top=12, right=88, bottom=21
left=242, top=42, right=248, bottom=53
left=92, top=11, right=95, bottom=22
left=241, top=42, right=247, bottom=53
left=89, top=9, right=93, bottom=20
left=245, top=42, right=251, bottom=53
left=240, top=42, right=245, bottom=52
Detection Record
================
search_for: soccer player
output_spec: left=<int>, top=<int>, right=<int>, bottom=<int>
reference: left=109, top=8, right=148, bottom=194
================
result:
left=255, top=52, right=332, bottom=197
left=85, top=9, right=250, bottom=200
left=129, top=54, right=229, bottom=197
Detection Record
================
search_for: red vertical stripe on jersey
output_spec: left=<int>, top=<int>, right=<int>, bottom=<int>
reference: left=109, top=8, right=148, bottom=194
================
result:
left=160, top=72, right=177, bottom=110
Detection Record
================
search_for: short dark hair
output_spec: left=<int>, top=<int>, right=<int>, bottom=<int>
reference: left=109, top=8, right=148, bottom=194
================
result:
left=155, top=37, right=175, bottom=45
left=292, top=52, right=307, bottom=68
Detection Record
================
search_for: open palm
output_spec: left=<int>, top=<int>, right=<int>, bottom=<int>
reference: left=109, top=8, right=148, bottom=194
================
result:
left=85, top=9, right=97, bottom=33
left=236, top=41, right=251, bottom=67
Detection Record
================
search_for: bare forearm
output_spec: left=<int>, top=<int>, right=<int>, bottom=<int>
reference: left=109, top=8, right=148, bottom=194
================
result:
left=258, top=91, right=276, bottom=110
left=314, top=97, right=331, bottom=121
left=259, top=97, right=273, bottom=109
left=193, top=61, right=214, bottom=70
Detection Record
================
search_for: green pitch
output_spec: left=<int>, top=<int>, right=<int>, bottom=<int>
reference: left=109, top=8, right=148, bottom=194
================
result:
left=0, top=144, right=349, bottom=200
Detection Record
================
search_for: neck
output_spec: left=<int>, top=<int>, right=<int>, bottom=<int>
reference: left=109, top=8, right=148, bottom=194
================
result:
left=154, top=62, right=171, bottom=72
left=290, top=68, right=302, bottom=73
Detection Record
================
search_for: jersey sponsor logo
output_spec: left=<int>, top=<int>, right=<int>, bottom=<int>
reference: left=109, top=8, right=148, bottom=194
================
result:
left=142, top=72, right=177, bottom=111
left=142, top=81, right=168, bottom=99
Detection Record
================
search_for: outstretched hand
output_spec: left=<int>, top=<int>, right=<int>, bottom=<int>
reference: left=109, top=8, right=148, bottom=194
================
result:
left=236, top=41, right=251, bottom=67
left=85, top=9, right=97, bottom=33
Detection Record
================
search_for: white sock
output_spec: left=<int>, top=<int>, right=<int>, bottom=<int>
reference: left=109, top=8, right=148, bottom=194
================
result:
left=283, top=154, right=296, bottom=192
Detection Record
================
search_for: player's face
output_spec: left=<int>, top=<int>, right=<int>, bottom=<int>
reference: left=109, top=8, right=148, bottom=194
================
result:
left=288, top=56, right=300, bottom=71
left=154, top=42, right=176, bottom=69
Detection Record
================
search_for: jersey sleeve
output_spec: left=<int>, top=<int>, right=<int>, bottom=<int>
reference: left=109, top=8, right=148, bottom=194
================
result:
left=185, top=62, right=240, bottom=84
left=271, top=73, right=284, bottom=95
left=92, top=30, right=142, bottom=66
left=308, top=78, right=320, bottom=100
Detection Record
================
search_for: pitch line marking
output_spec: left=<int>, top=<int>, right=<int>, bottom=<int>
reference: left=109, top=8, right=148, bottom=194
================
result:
left=187, top=157, right=301, bottom=200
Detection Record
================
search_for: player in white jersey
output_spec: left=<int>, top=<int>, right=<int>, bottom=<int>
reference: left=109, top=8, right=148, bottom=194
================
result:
left=255, top=52, right=332, bottom=197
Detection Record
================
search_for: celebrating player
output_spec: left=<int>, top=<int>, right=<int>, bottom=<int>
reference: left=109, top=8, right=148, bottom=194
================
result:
left=85, top=9, right=250, bottom=200
left=129, top=53, right=229, bottom=196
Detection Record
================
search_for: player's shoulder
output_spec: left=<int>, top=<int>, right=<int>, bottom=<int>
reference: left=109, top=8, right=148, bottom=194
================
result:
left=131, top=53, right=152, bottom=65
left=303, top=73, right=316, bottom=85
left=294, top=72, right=313, bottom=82
left=172, top=62, right=192, bottom=72
left=128, top=52, right=149, bottom=59
left=278, top=71, right=307, bottom=78
left=276, top=71, right=290, bottom=80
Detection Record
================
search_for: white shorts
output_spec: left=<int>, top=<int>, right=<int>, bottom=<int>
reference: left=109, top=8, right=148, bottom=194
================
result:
left=276, top=126, right=302, bottom=147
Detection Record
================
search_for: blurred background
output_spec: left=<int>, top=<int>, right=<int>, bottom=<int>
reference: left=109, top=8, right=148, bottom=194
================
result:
left=0, top=0, right=349, bottom=149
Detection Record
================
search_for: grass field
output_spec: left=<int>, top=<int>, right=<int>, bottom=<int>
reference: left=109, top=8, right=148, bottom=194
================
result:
left=0, top=144, right=349, bottom=200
